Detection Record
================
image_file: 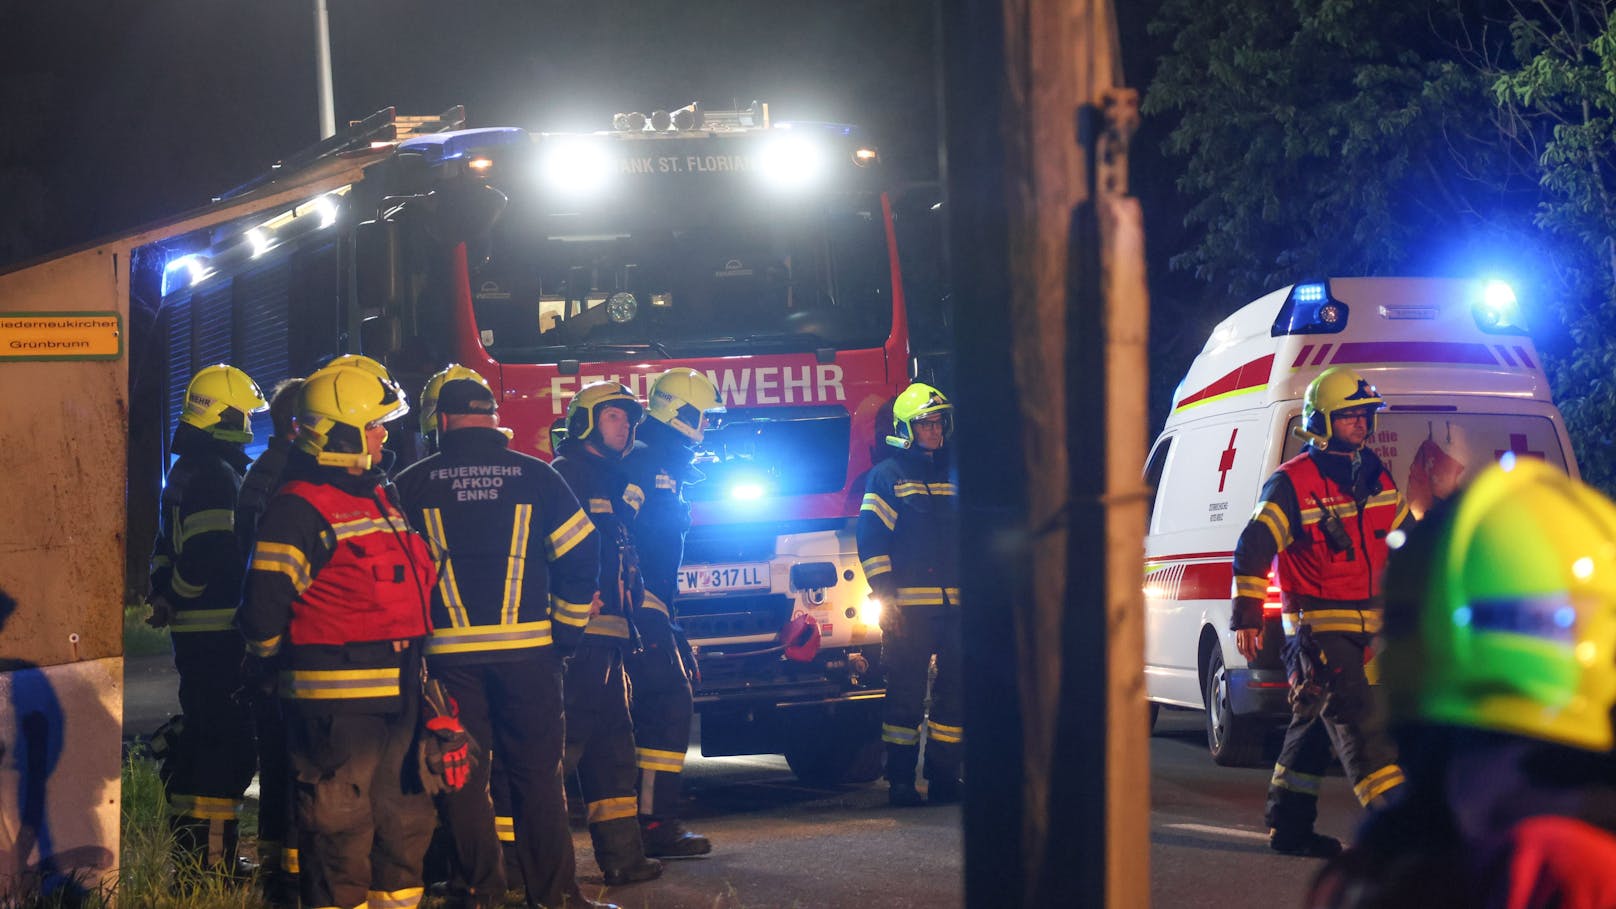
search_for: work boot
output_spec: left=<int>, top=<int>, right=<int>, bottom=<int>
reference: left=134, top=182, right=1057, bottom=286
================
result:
left=1268, top=829, right=1342, bottom=858
left=927, top=777, right=962, bottom=805
left=640, top=817, right=713, bottom=858
left=888, top=783, right=926, bottom=808
left=601, top=857, right=663, bottom=887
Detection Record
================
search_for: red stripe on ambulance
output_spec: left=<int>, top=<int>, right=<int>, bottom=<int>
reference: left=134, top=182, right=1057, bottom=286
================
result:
left=1329, top=341, right=1499, bottom=366
left=1174, top=354, right=1276, bottom=410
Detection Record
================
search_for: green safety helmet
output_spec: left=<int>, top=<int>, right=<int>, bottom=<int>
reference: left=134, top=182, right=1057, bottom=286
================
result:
left=646, top=368, right=724, bottom=443
left=565, top=381, right=644, bottom=449
left=180, top=364, right=268, bottom=444
left=886, top=382, right=954, bottom=450
left=420, top=364, right=494, bottom=436
left=1294, top=366, right=1384, bottom=449
left=1381, top=457, right=1616, bottom=752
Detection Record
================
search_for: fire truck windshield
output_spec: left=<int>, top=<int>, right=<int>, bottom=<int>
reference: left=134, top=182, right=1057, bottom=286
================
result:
left=468, top=190, right=894, bottom=363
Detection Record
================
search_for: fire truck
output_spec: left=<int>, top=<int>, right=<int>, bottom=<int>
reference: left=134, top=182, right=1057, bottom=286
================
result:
left=147, top=104, right=933, bottom=782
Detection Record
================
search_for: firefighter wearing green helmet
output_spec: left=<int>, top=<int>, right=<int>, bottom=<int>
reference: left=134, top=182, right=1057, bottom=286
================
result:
left=1310, top=458, right=1616, bottom=906
left=148, top=363, right=266, bottom=876
left=857, top=381, right=962, bottom=807
left=1230, top=366, right=1409, bottom=857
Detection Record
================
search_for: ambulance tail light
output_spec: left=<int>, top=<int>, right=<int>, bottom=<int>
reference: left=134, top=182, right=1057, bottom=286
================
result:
left=1270, top=281, right=1348, bottom=337
left=1473, top=279, right=1529, bottom=335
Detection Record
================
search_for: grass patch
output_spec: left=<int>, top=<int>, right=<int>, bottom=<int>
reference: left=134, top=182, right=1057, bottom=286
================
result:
left=123, top=604, right=171, bottom=658
left=116, top=753, right=263, bottom=909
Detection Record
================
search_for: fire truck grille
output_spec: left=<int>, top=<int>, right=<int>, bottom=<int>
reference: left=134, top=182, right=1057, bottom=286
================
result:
left=678, top=593, right=794, bottom=642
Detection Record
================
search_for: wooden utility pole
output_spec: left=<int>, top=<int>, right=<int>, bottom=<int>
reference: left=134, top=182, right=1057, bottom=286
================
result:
left=942, top=0, right=1150, bottom=905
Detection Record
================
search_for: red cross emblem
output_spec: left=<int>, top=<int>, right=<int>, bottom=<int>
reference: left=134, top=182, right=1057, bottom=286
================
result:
left=1494, top=433, right=1545, bottom=461
left=1218, top=428, right=1239, bottom=493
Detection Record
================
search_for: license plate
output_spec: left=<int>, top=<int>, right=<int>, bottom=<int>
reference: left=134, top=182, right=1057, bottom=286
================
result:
left=677, top=562, right=771, bottom=596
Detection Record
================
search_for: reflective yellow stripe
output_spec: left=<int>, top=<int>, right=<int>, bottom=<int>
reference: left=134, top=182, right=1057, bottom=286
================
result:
left=252, top=542, right=313, bottom=595
left=495, top=815, right=515, bottom=843
left=861, top=555, right=892, bottom=578
left=281, top=667, right=400, bottom=701
left=926, top=719, right=964, bottom=744
left=1255, top=501, right=1292, bottom=548
left=550, top=594, right=593, bottom=628
left=1353, top=764, right=1405, bottom=805
left=636, top=747, right=686, bottom=773
left=546, top=509, right=594, bottom=560
left=588, top=497, right=614, bottom=514
left=282, top=846, right=299, bottom=874
left=169, top=794, right=242, bottom=820
left=169, top=608, right=236, bottom=633
left=421, top=509, right=470, bottom=628
left=502, top=504, right=533, bottom=625
left=641, top=591, right=670, bottom=617
left=248, top=635, right=282, bottom=657
left=930, top=483, right=958, bottom=496
left=892, top=482, right=929, bottom=497
left=861, top=493, right=897, bottom=530
left=1234, top=575, right=1269, bottom=600
left=368, top=886, right=424, bottom=909
left=944, top=586, right=961, bottom=603
left=151, top=554, right=172, bottom=569
left=178, top=508, right=235, bottom=547
left=1270, top=763, right=1323, bottom=796
left=882, top=723, right=920, bottom=745
left=896, top=587, right=947, bottom=607
left=1297, top=608, right=1382, bottom=635
left=584, top=614, right=631, bottom=639
left=587, top=796, right=639, bottom=824
left=170, top=568, right=206, bottom=599
left=330, top=515, right=411, bottom=540
left=426, top=620, right=554, bottom=655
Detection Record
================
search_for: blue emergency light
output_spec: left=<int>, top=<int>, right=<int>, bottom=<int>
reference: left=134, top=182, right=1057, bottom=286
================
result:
left=1473, top=279, right=1528, bottom=335
left=1270, top=281, right=1348, bottom=337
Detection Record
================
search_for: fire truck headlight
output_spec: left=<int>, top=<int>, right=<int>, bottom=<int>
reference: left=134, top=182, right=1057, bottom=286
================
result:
left=247, top=228, right=272, bottom=259
left=858, top=594, right=883, bottom=626
left=729, top=482, right=766, bottom=501
left=607, top=292, right=638, bottom=324
left=759, top=136, right=824, bottom=189
left=542, top=142, right=612, bottom=195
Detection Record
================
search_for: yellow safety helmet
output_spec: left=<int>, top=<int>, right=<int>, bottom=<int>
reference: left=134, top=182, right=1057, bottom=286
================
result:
left=180, top=364, right=268, bottom=444
left=646, top=368, right=724, bottom=443
left=886, top=382, right=954, bottom=450
left=420, top=364, right=494, bottom=436
left=1381, top=457, right=1616, bottom=751
left=565, top=381, right=644, bottom=449
left=295, top=365, right=410, bottom=470
left=324, top=353, right=395, bottom=384
left=1294, top=366, right=1385, bottom=449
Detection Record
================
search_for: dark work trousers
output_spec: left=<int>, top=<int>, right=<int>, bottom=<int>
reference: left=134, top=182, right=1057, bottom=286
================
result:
left=563, top=645, right=644, bottom=874
left=251, top=688, right=296, bottom=872
left=880, top=605, right=963, bottom=786
left=287, top=697, right=435, bottom=909
left=624, top=608, right=693, bottom=819
left=435, top=653, right=576, bottom=909
left=167, top=633, right=258, bottom=865
left=1266, top=627, right=1405, bottom=835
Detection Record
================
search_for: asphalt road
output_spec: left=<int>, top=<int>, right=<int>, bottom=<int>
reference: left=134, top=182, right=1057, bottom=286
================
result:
left=124, top=656, right=1360, bottom=907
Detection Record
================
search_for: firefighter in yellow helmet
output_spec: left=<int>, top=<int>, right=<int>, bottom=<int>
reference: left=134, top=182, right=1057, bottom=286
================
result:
left=1230, top=366, right=1407, bottom=857
left=418, top=365, right=492, bottom=441
left=148, top=364, right=266, bottom=875
left=857, top=382, right=961, bottom=806
left=1310, top=458, right=1616, bottom=907
left=237, top=365, right=441, bottom=909
left=623, top=368, right=723, bottom=855
left=551, top=382, right=668, bottom=885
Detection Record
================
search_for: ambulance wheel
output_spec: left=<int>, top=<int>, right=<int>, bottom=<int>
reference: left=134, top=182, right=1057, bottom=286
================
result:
left=784, top=705, right=885, bottom=785
left=1203, top=649, right=1265, bottom=767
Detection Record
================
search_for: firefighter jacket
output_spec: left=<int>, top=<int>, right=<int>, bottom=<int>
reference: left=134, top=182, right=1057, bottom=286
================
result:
left=552, top=438, right=643, bottom=651
left=394, top=426, right=599, bottom=663
left=150, top=423, right=251, bottom=640
left=856, top=446, right=960, bottom=608
left=236, top=433, right=292, bottom=558
left=1231, top=446, right=1405, bottom=631
left=622, top=420, right=705, bottom=620
left=238, top=454, right=437, bottom=714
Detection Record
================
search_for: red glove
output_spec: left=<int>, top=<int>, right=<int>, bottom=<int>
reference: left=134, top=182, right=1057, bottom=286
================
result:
left=425, top=715, right=472, bottom=792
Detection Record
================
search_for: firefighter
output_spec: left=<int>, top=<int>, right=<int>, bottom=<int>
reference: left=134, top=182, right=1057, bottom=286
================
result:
left=1308, top=457, right=1616, bottom=907
left=857, top=382, right=962, bottom=807
left=622, top=368, right=723, bottom=857
left=417, top=365, right=498, bottom=456
left=234, top=375, right=304, bottom=898
left=551, top=382, right=668, bottom=884
left=395, top=376, right=623, bottom=909
left=148, top=363, right=266, bottom=874
left=237, top=364, right=440, bottom=909
left=1231, top=366, right=1406, bottom=858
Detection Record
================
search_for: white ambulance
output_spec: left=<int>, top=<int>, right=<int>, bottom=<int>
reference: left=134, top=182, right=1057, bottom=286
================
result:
left=1143, top=277, right=1578, bottom=766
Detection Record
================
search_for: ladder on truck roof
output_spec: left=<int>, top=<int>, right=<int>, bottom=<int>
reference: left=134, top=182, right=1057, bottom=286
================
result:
left=214, top=105, right=466, bottom=202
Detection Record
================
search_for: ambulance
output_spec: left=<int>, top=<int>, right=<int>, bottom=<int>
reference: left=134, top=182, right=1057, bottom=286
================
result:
left=1142, top=277, right=1577, bottom=766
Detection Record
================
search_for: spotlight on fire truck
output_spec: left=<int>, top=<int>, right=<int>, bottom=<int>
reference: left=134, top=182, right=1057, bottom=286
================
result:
left=162, top=254, right=212, bottom=295
left=312, top=194, right=339, bottom=229
left=1474, top=279, right=1528, bottom=335
left=606, top=292, right=638, bottom=324
left=758, top=136, right=824, bottom=189
left=247, top=227, right=272, bottom=259
left=650, top=109, right=672, bottom=131
left=730, top=481, right=767, bottom=501
left=671, top=102, right=703, bottom=131
left=613, top=111, right=647, bottom=132
left=853, top=146, right=879, bottom=166
left=542, top=140, right=613, bottom=195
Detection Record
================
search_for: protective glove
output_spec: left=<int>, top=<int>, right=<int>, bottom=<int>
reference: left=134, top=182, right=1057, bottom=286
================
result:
left=233, top=653, right=281, bottom=707
left=424, top=714, right=473, bottom=792
left=145, top=595, right=174, bottom=629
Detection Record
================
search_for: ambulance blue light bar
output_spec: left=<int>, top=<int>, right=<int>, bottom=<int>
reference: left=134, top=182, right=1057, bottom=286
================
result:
left=1270, top=281, right=1349, bottom=337
left=1473, top=279, right=1529, bottom=335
